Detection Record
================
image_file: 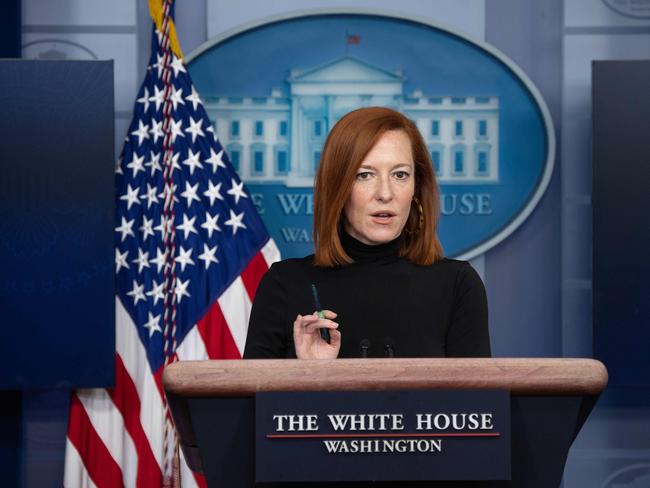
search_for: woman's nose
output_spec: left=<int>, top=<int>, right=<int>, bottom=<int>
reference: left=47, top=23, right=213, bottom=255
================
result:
left=374, top=175, right=393, bottom=202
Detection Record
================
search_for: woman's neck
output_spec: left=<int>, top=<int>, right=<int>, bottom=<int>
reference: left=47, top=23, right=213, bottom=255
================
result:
left=339, top=230, right=402, bottom=262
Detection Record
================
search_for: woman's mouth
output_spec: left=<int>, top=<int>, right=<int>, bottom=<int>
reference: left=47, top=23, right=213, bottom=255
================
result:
left=370, top=211, right=396, bottom=224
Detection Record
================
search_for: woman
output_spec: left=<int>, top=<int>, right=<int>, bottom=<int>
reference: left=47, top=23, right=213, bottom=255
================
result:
left=244, top=107, right=490, bottom=359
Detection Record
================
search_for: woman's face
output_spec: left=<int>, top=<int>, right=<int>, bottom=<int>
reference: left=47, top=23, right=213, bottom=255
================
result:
left=343, top=130, right=415, bottom=245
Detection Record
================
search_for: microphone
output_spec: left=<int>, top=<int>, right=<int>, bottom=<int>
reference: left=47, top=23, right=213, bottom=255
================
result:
left=359, top=339, right=371, bottom=358
left=383, top=337, right=395, bottom=358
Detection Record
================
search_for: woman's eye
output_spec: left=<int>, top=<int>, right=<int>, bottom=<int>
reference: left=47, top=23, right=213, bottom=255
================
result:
left=394, top=171, right=410, bottom=180
left=356, top=172, right=373, bottom=180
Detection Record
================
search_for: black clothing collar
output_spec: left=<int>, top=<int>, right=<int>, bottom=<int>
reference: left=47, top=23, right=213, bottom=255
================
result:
left=340, top=230, right=402, bottom=262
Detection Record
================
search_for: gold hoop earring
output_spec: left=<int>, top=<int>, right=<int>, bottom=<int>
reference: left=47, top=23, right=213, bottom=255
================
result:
left=404, top=196, right=424, bottom=235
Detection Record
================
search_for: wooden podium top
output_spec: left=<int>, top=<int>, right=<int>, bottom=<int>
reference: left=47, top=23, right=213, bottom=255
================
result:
left=162, top=358, right=607, bottom=397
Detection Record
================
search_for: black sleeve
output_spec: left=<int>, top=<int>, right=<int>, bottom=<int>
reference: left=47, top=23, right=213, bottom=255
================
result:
left=243, top=263, right=291, bottom=358
left=446, top=263, right=491, bottom=357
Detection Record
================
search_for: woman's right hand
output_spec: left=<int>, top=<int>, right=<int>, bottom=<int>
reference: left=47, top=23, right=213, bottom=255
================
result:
left=293, top=310, right=341, bottom=359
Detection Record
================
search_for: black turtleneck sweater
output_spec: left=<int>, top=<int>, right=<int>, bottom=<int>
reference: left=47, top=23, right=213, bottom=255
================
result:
left=244, top=233, right=490, bottom=359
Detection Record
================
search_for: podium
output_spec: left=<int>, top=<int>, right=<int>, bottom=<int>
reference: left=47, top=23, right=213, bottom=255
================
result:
left=163, top=358, right=607, bottom=487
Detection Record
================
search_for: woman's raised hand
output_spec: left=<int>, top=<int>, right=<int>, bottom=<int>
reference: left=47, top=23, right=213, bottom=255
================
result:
left=293, top=310, right=341, bottom=359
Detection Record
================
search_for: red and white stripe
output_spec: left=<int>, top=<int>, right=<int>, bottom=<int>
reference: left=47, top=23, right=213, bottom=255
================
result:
left=64, top=239, right=280, bottom=487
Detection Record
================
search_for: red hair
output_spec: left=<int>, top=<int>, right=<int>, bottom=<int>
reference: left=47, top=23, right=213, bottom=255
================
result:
left=313, top=107, right=444, bottom=266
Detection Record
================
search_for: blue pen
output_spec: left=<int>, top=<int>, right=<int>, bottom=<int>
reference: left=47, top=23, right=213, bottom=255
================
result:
left=311, top=284, right=331, bottom=344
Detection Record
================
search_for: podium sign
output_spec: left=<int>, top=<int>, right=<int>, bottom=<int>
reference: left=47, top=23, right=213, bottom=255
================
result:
left=255, top=390, right=511, bottom=482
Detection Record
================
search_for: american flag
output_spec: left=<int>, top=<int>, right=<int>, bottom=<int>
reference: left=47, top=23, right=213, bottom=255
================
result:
left=346, top=33, right=361, bottom=45
left=63, top=2, right=279, bottom=486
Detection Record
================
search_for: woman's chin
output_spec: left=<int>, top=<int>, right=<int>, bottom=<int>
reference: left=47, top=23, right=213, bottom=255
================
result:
left=360, top=228, right=400, bottom=245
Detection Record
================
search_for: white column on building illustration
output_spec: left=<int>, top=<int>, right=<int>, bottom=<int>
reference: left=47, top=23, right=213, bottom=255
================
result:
left=326, top=95, right=334, bottom=133
left=289, top=97, right=300, bottom=181
left=298, top=98, right=308, bottom=177
left=241, top=119, right=249, bottom=179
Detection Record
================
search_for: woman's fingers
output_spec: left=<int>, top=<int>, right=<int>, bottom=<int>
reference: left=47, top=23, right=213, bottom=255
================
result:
left=293, top=313, right=340, bottom=347
left=293, top=313, right=341, bottom=360
left=294, top=314, right=319, bottom=330
left=294, top=315, right=338, bottom=332
left=321, top=310, right=338, bottom=319
left=303, top=320, right=338, bottom=333
left=304, top=311, right=338, bottom=320
left=294, top=314, right=320, bottom=327
left=299, top=314, right=336, bottom=326
left=329, top=329, right=341, bottom=345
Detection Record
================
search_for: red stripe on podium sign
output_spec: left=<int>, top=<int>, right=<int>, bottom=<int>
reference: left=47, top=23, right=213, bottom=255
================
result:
left=267, top=432, right=501, bottom=439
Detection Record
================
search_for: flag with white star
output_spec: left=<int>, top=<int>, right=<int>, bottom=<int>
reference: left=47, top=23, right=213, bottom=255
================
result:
left=64, top=1, right=279, bottom=487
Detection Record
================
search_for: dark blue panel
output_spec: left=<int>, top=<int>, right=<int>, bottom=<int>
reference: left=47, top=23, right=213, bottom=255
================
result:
left=0, top=60, right=115, bottom=388
left=0, top=0, right=20, bottom=58
left=0, top=392, right=21, bottom=487
left=22, top=391, right=70, bottom=487
left=593, top=61, right=650, bottom=387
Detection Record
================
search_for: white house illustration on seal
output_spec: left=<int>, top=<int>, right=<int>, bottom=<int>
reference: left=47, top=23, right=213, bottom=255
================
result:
left=203, top=56, right=499, bottom=187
